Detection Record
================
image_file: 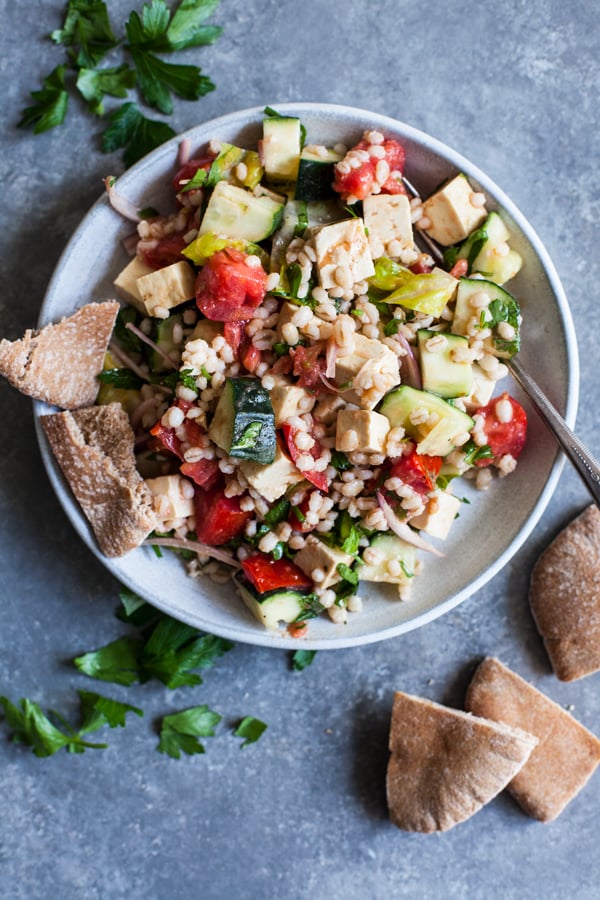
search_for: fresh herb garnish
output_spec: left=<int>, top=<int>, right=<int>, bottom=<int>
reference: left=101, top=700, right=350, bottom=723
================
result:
left=101, top=100, right=177, bottom=167
left=463, top=440, right=494, bottom=466
left=234, top=715, right=267, bottom=748
left=76, top=64, right=137, bottom=115
left=51, top=0, right=119, bottom=68
left=97, top=367, right=144, bottom=389
left=291, top=649, right=317, bottom=672
left=18, top=65, right=69, bottom=134
left=384, top=318, right=399, bottom=337
left=263, top=498, right=291, bottom=530
left=157, top=704, right=221, bottom=758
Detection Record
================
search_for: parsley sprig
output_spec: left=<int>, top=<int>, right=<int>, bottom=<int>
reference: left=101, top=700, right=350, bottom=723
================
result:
left=19, top=0, right=222, bottom=166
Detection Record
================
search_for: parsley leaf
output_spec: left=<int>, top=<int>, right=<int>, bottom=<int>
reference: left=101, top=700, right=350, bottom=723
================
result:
left=234, top=716, right=267, bottom=748
left=292, top=649, right=317, bottom=672
left=0, top=691, right=141, bottom=757
left=157, top=704, right=221, bottom=758
left=101, top=101, right=176, bottom=167
left=167, top=0, right=223, bottom=50
left=76, top=64, right=137, bottom=115
left=18, top=65, right=69, bottom=134
left=74, top=635, right=143, bottom=686
left=97, top=367, right=144, bottom=389
left=51, top=0, right=118, bottom=68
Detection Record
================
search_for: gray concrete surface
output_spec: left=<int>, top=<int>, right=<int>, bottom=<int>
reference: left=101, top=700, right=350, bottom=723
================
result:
left=0, top=1, right=599, bottom=898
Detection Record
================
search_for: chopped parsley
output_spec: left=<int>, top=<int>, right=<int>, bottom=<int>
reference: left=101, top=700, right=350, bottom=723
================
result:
left=234, top=716, right=267, bottom=748
left=157, top=704, right=221, bottom=758
left=291, top=649, right=317, bottom=672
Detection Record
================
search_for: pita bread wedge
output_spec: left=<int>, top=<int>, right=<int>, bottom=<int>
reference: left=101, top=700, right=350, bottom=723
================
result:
left=42, top=403, right=157, bottom=557
left=465, top=658, right=600, bottom=822
left=386, top=691, right=538, bottom=833
left=530, top=505, right=600, bottom=681
left=0, top=301, right=119, bottom=409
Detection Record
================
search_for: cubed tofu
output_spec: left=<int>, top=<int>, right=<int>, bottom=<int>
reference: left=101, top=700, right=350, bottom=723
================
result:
left=363, top=194, right=413, bottom=258
left=136, top=260, right=196, bottom=317
left=113, top=255, right=154, bottom=313
left=275, top=301, right=299, bottom=342
left=146, top=474, right=194, bottom=521
left=335, top=408, right=390, bottom=454
left=422, top=174, right=487, bottom=246
left=293, top=534, right=354, bottom=590
left=314, top=218, right=375, bottom=289
left=463, top=363, right=496, bottom=412
left=410, top=491, right=461, bottom=540
left=240, top=444, right=304, bottom=502
left=268, top=374, right=314, bottom=427
left=313, top=393, right=346, bottom=425
left=336, top=334, right=400, bottom=409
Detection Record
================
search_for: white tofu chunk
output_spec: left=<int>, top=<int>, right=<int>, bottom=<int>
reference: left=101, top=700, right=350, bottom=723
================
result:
left=336, top=334, right=400, bottom=409
left=313, top=393, right=346, bottom=425
left=363, top=194, right=414, bottom=258
left=314, top=218, right=375, bottom=289
left=275, top=301, right=300, bottom=342
left=293, top=534, right=354, bottom=590
left=268, top=374, right=314, bottom=426
left=113, top=255, right=154, bottom=313
left=335, top=408, right=390, bottom=454
left=136, top=260, right=196, bottom=317
left=463, top=363, right=496, bottom=412
left=410, top=491, right=461, bottom=540
left=146, top=474, right=194, bottom=521
left=422, top=174, right=487, bottom=246
left=240, top=445, right=304, bottom=502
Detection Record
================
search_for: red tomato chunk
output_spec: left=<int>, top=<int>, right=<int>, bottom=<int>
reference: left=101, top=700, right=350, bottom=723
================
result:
left=241, top=552, right=313, bottom=593
left=141, top=232, right=188, bottom=269
left=194, top=483, right=252, bottom=545
left=195, top=247, right=267, bottom=321
left=475, top=392, right=528, bottom=465
left=333, top=138, right=406, bottom=201
left=389, top=450, right=442, bottom=495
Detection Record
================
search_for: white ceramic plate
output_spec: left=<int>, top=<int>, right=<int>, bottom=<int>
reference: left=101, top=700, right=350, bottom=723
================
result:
left=34, top=103, right=579, bottom=650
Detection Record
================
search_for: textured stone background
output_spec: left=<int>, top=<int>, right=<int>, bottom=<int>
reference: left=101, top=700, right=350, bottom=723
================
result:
left=0, top=1, right=599, bottom=898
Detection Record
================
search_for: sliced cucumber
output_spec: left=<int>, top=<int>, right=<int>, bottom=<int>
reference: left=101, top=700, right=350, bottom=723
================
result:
left=208, top=376, right=276, bottom=464
left=295, top=146, right=342, bottom=202
left=199, top=181, right=284, bottom=242
left=261, top=116, right=302, bottom=182
left=206, top=143, right=246, bottom=188
left=359, top=533, right=416, bottom=585
left=236, top=579, right=310, bottom=630
left=378, top=385, right=474, bottom=457
left=452, top=277, right=521, bottom=358
left=417, top=329, right=473, bottom=398
left=447, top=212, right=522, bottom=285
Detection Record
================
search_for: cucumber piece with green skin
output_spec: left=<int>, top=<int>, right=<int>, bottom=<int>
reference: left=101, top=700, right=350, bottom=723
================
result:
left=206, top=143, right=246, bottom=187
left=417, top=329, right=474, bottom=398
left=261, top=116, right=302, bottom=181
left=150, top=313, right=183, bottom=373
left=378, top=385, right=474, bottom=457
left=359, top=533, right=416, bottom=586
left=452, top=277, right=521, bottom=359
left=446, top=212, right=522, bottom=285
left=295, top=146, right=342, bottom=202
left=199, top=181, right=284, bottom=242
left=208, top=376, right=276, bottom=464
left=236, top=579, right=312, bottom=630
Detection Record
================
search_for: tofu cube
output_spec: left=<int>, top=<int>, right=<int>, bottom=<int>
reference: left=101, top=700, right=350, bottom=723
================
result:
left=335, top=408, right=390, bottom=454
left=410, top=491, right=461, bottom=540
left=293, top=534, right=354, bottom=590
left=275, top=301, right=300, bottom=342
left=146, top=474, right=194, bottom=521
left=240, top=444, right=304, bottom=502
left=113, top=255, right=154, bottom=313
left=136, top=260, right=196, bottom=317
left=422, top=174, right=487, bottom=246
left=336, top=334, right=400, bottom=409
left=313, top=393, right=346, bottom=426
left=268, top=375, right=314, bottom=426
left=363, top=194, right=413, bottom=258
left=463, top=363, right=496, bottom=412
left=314, top=218, right=375, bottom=289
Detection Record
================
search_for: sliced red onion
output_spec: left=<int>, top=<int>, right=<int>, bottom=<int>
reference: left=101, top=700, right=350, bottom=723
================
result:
left=125, top=321, right=178, bottom=370
left=317, top=370, right=343, bottom=393
left=121, top=232, right=140, bottom=257
left=376, top=491, right=445, bottom=557
left=104, top=177, right=141, bottom=223
left=108, top=341, right=152, bottom=382
left=325, top=336, right=338, bottom=378
left=396, top=331, right=422, bottom=389
left=145, top=536, right=240, bottom=568
left=178, top=138, right=192, bottom=168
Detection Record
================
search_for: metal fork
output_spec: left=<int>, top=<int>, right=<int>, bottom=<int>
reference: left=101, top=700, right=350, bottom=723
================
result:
left=402, top=176, right=600, bottom=506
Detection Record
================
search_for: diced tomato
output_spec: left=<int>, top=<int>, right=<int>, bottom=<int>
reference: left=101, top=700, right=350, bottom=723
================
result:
left=290, top=343, right=327, bottom=392
left=149, top=401, right=219, bottom=487
left=240, top=340, right=262, bottom=373
left=194, top=484, right=252, bottom=546
left=448, top=258, right=469, bottom=279
left=287, top=493, right=316, bottom=533
left=180, top=458, right=220, bottom=489
left=195, top=247, right=268, bottom=322
left=410, top=256, right=435, bottom=275
left=141, top=232, right=188, bottom=269
left=389, top=450, right=442, bottom=495
left=474, top=393, right=528, bottom=465
left=172, top=154, right=215, bottom=193
left=223, top=321, right=245, bottom=358
left=282, top=423, right=329, bottom=492
left=332, top=138, right=406, bottom=201
left=241, top=552, right=313, bottom=593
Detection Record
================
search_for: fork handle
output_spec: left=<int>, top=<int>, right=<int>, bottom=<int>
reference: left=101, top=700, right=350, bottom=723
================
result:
left=507, top=357, right=600, bottom=506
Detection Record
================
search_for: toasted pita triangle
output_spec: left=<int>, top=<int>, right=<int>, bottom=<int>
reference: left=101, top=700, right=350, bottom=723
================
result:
left=387, top=691, right=538, bottom=832
left=0, top=301, right=119, bottom=409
